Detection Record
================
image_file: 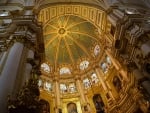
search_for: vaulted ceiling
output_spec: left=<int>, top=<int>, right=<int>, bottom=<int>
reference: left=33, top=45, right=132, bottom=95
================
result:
left=43, top=15, right=99, bottom=68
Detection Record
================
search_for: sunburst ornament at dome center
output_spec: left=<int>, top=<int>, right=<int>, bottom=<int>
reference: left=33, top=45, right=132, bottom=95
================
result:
left=58, top=28, right=67, bottom=36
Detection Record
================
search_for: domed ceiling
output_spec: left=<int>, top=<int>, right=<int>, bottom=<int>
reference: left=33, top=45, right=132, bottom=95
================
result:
left=43, top=15, right=100, bottom=69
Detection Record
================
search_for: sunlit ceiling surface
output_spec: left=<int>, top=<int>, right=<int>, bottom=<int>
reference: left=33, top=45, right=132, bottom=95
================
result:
left=43, top=15, right=99, bottom=68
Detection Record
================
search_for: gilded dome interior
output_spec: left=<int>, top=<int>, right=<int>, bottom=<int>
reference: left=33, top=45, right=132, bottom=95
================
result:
left=43, top=15, right=100, bottom=71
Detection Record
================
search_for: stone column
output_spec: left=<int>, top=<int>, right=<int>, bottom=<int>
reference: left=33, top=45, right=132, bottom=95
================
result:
left=105, top=50, right=128, bottom=81
left=54, top=76, right=60, bottom=113
left=95, top=67, right=107, bottom=91
left=76, top=77, right=86, bottom=104
left=75, top=76, right=87, bottom=112
left=95, top=67, right=115, bottom=100
left=0, top=42, right=24, bottom=113
left=84, top=94, right=92, bottom=112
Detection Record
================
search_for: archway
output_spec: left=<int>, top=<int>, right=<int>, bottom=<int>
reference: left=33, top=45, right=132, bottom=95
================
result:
left=93, top=94, right=105, bottom=113
left=39, top=99, right=50, bottom=113
left=67, top=102, right=78, bottom=113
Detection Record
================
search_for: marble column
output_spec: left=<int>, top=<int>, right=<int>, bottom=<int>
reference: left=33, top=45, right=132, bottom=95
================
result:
left=105, top=50, right=128, bottom=81
left=0, top=42, right=24, bottom=113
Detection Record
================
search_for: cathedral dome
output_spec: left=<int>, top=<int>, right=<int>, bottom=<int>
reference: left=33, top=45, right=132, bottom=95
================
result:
left=42, top=15, right=101, bottom=75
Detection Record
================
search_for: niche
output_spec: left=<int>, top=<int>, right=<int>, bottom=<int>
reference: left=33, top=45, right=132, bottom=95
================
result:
left=113, top=76, right=122, bottom=92
left=39, top=99, right=50, bottom=113
left=67, top=102, right=78, bottom=113
left=93, top=94, right=105, bottom=113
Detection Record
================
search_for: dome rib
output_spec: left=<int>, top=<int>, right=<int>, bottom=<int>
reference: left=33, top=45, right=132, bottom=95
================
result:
left=66, top=34, right=92, bottom=59
left=63, top=36, right=75, bottom=65
left=70, top=31, right=98, bottom=41
left=45, top=34, right=59, bottom=48
left=64, top=15, right=70, bottom=28
left=47, top=24, right=58, bottom=30
left=54, top=35, right=62, bottom=69
left=67, top=20, right=88, bottom=30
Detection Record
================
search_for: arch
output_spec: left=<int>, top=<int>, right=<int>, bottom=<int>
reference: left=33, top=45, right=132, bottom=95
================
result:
left=93, top=94, right=105, bottom=113
left=39, top=99, right=50, bottom=113
left=112, top=75, right=122, bottom=92
left=67, top=102, right=78, bottom=113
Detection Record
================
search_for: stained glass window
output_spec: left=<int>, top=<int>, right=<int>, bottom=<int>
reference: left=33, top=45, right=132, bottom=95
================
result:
left=60, top=84, right=67, bottom=93
left=91, top=73, right=99, bottom=84
left=100, top=56, right=112, bottom=74
left=83, top=78, right=91, bottom=89
left=60, top=67, right=71, bottom=75
left=41, top=63, right=50, bottom=73
left=106, top=56, right=111, bottom=65
left=80, top=60, right=89, bottom=70
left=101, top=62, right=109, bottom=73
left=94, top=45, right=100, bottom=56
left=44, top=81, right=52, bottom=91
left=68, top=83, right=76, bottom=93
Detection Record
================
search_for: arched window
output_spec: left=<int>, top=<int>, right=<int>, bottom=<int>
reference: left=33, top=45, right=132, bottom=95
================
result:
left=91, top=73, right=99, bottom=84
left=100, top=56, right=112, bottom=74
left=68, top=83, right=76, bottom=93
left=44, top=81, right=52, bottom=92
left=101, top=62, right=109, bottom=73
left=94, top=45, right=100, bottom=56
left=60, top=67, right=71, bottom=75
left=60, top=83, right=67, bottom=93
left=80, top=60, right=89, bottom=70
left=41, top=63, right=50, bottom=73
left=106, top=56, right=111, bottom=65
left=83, top=78, right=91, bottom=89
